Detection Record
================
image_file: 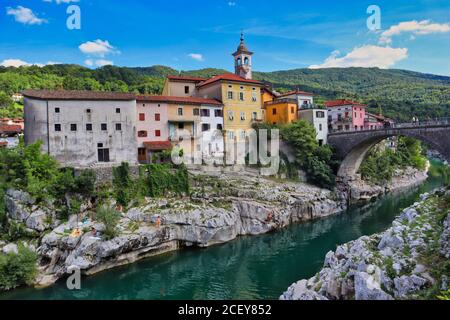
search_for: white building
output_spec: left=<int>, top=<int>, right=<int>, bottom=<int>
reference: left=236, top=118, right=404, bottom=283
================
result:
left=23, top=90, right=138, bottom=167
left=198, top=104, right=224, bottom=160
left=299, top=108, right=328, bottom=146
left=277, top=90, right=314, bottom=109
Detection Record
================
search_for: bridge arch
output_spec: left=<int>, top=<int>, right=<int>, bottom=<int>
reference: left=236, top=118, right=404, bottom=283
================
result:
left=328, top=125, right=450, bottom=179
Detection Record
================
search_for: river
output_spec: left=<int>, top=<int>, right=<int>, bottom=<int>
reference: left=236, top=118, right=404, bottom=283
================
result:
left=1, top=161, right=447, bottom=300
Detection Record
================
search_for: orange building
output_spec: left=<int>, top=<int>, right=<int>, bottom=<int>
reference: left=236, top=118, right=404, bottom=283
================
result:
left=264, top=98, right=298, bottom=125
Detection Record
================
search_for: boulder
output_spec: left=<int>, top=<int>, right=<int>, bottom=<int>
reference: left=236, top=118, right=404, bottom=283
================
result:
left=393, top=275, right=428, bottom=298
left=354, top=272, right=394, bottom=300
left=25, top=210, right=49, bottom=232
left=2, top=243, right=18, bottom=254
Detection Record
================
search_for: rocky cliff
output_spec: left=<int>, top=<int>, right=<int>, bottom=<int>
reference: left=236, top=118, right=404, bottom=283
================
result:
left=1, top=173, right=345, bottom=288
left=281, top=188, right=450, bottom=300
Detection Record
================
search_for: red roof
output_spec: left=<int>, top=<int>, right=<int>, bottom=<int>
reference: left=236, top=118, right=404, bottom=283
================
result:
left=167, top=75, right=207, bottom=83
left=325, top=99, right=367, bottom=108
left=22, top=90, right=136, bottom=101
left=197, top=73, right=263, bottom=88
left=137, top=95, right=222, bottom=106
left=278, top=90, right=314, bottom=97
left=0, top=124, right=22, bottom=134
left=143, top=141, right=172, bottom=151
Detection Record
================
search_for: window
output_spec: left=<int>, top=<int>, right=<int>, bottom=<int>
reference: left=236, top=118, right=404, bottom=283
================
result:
left=215, top=109, right=223, bottom=117
left=54, top=124, right=61, bottom=132
left=155, top=113, right=161, bottom=121
left=345, top=125, right=350, bottom=131
left=228, top=131, right=235, bottom=139
left=227, top=91, right=233, bottom=100
left=228, top=111, right=234, bottom=121
left=116, top=108, right=121, bottom=114
left=272, top=108, right=277, bottom=115
left=318, top=140, right=324, bottom=147
left=244, top=57, right=249, bottom=65
left=201, top=109, right=210, bottom=117
left=86, top=109, right=91, bottom=114
left=97, top=143, right=103, bottom=148
left=217, top=124, right=223, bottom=130
left=184, top=86, right=190, bottom=94
left=319, top=124, right=323, bottom=131
left=252, top=112, right=258, bottom=121
left=291, top=106, right=295, bottom=114
left=240, top=86, right=244, bottom=90
left=345, top=112, right=349, bottom=118
left=139, top=113, right=145, bottom=121
left=316, top=111, right=325, bottom=118
left=142, top=104, right=146, bottom=107
left=178, top=123, right=185, bottom=130
left=240, top=131, right=246, bottom=139
left=240, top=112, right=246, bottom=121
left=55, top=107, right=60, bottom=113
left=252, top=92, right=257, bottom=102
left=328, top=115, right=332, bottom=122
left=338, top=114, right=342, bottom=121
left=193, top=108, right=200, bottom=116
left=101, top=123, right=107, bottom=131
left=239, top=92, right=244, bottom=101
left=202, top=124, right=210, bottom=132
left=115, top=123, right=122, bottom=131
left=178, top=108, right=183, bottom=116
left=155, top=130, right=161, bottom=137
left=237, top=58, right=242, bottom=66
left=138, top=131, right=148, bottom=138
left=98, top=148, right=110, bottom=162
left=86, top=123, right=93, bottom=131
left=70, top=124, right=77, bottom=132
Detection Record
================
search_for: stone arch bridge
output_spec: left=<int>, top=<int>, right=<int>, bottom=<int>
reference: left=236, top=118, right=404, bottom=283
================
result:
left=328, top=120, right=450, bottom=179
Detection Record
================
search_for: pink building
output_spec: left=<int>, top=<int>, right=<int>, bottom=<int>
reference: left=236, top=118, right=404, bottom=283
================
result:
left=326, top=100, right=366, bottom=132
left=136, top=96, right=171, bottom=163
left=365, top=113, right=386, bottom=130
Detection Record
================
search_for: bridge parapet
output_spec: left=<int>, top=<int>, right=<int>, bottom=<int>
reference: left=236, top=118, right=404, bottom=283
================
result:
left=328, top=123, right=450, bottom=178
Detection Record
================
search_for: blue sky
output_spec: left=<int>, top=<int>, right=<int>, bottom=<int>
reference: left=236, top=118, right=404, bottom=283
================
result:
left=1, top=0, right=450, bottom=75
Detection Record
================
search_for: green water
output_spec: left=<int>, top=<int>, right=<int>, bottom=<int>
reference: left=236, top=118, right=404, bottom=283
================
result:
left=1, top=161, right=447, bottom=300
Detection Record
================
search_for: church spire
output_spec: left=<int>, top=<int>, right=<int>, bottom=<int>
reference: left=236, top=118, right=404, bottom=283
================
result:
left=233, top=32, right=253, bottom=79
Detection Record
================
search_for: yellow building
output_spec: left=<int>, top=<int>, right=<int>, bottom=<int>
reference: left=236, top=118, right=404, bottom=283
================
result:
left=264, top=98, right=298, bottom=125
left=197, top=73, right=263, bottom=140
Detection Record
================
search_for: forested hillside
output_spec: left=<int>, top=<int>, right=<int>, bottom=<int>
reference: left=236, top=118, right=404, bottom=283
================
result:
left=0, top=64, right=449, bottom=121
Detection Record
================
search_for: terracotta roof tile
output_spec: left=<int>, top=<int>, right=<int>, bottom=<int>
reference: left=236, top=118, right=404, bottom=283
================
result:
left=0, top=124, right=22, bottom=133
left=278, top=90, right=314, bottom=97
left=197, top=73, right=263, bottom=88
left=167, top=75, right=207, bottom=82
left=22, top=90, right=136, bottom=101
left=143, top=141, right=172, bottom=151
left=325, top=99, right=367, bottom=108
left=137, top=95, right=223, bottom=106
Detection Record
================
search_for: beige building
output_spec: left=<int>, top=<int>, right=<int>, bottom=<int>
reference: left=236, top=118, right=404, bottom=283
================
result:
left=23, top=90, right=138, bottom=167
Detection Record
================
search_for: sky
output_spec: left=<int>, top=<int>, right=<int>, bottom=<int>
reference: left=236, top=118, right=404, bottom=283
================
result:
left=0, top=0, right=449, bottom=75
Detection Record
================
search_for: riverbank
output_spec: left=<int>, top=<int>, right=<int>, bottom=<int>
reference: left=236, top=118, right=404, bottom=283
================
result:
left=347, top=166, right=429, bottom=204
left=1, top=161, right=447, bottom=300
left=2, top=172, right=345, bottom=289
left=281, top=187, right=450, bottom=300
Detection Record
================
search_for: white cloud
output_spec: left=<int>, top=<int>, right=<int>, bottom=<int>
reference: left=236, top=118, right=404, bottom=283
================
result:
left=84, top=59, right=114, bottom=67
left=309, top=45, right=408, bottom=69
left=79, top=40, right=118, bottom=57
left=6, top=6, right=47, bottom=25
left=379, top=20, right=450, bottom=45
left=228, top=1, right=236, bottom=6
left=43, top=0, right=79, bottom=4
left=0, top=59, right=56, bottom=68
left=188, top=53, right=204, bottom=61
left=0, top=59, right=31, bottom=67
left=95, top=59, right=113, bottom=67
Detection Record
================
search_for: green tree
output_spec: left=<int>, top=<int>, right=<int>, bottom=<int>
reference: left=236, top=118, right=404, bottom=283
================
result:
left=95, top=206, right=121, bottom=240
left=0, top=244, right=37, bottom=291
left=112, top=162, right=133, bottom=207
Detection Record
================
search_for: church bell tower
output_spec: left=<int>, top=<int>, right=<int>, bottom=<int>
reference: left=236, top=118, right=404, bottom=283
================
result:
left=233, top=32, right=253, bottom=80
